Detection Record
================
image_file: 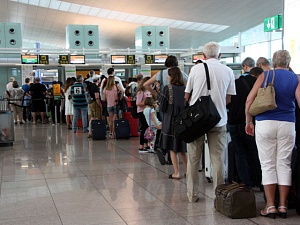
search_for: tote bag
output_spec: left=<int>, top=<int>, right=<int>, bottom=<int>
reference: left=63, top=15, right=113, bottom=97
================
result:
left=173, top=63, right=221, bottom=143
left=249, top=70, right=277, bottom=116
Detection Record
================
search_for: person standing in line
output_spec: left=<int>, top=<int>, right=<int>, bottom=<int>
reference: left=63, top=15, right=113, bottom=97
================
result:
left=241, top=57, right=255, bottom=76
left=256, top=57, right=272, bottom=71
left=29, top=76, right=47, bottom=125
left=22, top=77, right=32, bottom=123
left=9, top=81, right=24, bottom=124
left=245, top=50, right=300, bottom=219
left=185, top=42, right=236, bottom=203
left=87, top=75, right=102, bottom=138
left=64, top=78, right=74, bottom=130
left=70, top=75, right=88, bottom=133
left=159, top=67, right=187, bottom=179
left=227, top=66, right=264, bottom=188
left=136, top=77, right=152, bottom=153
left=103, top=74, right=124, bottom=138
left=143, top=97, right=162, bottom=153
left=144, top=55, right=188, bottom=164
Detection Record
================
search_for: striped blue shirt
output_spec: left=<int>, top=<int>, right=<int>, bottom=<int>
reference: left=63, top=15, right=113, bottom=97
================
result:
left=70, top=82, right=88, bottom=109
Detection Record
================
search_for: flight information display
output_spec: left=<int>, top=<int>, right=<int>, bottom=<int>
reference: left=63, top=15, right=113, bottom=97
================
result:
left=21, top=55, right=38, bottom=64
left=111, top=55, right=126, bottom=64
left=69, top=55, right=85, bottom=64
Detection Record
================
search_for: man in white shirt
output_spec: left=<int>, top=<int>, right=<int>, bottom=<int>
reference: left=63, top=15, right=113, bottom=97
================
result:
left=99, top=68, right=125, bottom=100
left=6, top=77, right=15, bottom=92
left=185, top=42, right=236, bottom=202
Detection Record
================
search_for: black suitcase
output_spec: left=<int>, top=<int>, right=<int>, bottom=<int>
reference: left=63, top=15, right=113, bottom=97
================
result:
left=91, top=120, right=106, bottom=140
left=114, top=119, right=130, bottom=140
left=227, top=141, right=239, bottom=183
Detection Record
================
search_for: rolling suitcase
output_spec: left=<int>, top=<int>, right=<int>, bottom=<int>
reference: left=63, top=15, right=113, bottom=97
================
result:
left=122, top=112, right=139, bottom=137
left=91, top=120, right=106, bottom=140
left=114, top=118, right=130, bottom=140
left=204, top=135, right=213, bottom=183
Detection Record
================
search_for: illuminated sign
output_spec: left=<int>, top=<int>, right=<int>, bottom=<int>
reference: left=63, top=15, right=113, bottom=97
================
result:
left=127, top=55, right=135, bottom=64
left=111, top=55, right=126, bottom=64
left=59, top=55, right=69, bottom=64
left=192, top=54, right=204, bottom=63
left=39, top=55, right=49, bottom=64
left=154, top=55, right=168, bottom=64
left=145, top=55, right=154, bottom=64
left=21, top=55, right=38, bottom=64
left=69, top=55, right=85, bottom=64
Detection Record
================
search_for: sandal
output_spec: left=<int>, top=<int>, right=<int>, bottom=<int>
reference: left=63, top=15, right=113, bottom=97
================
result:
left=260, top=206, right=277, bottom=219
left=277, top=206, right=287, bottom=219
left=32, top=122, right=37, bottom=125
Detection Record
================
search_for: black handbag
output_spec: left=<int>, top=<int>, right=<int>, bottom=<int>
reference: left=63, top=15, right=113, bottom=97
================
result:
left=173, top=63, right=221, bottom=143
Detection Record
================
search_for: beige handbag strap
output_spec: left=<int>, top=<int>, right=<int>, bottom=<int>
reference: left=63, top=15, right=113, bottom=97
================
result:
left=263, top=70, right=276, bottom=88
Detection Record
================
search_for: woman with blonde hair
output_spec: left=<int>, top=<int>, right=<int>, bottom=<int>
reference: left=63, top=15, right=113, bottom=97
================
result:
left=103, top=75, right=124, bottom=138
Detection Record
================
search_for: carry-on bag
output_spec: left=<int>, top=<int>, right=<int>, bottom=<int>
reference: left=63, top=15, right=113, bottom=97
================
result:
left=204, top=135, right=213, bottom=183
left=114, top=119, right=130, bottom=140
left=215, top=183, right=256, bottom=219
left=173, top=63, right=220, bottom=143
left=123, top=111, right=139, bottom=136
left=91, top=120, right=106, bottom=140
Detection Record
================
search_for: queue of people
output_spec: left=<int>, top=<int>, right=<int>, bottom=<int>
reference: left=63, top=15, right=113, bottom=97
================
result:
left=3, top=44, right=300, bottom=220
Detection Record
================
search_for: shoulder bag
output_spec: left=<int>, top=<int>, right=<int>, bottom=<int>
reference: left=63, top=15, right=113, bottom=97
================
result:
left=144, top=108, right=155, bottom=141
left=249, top=70, right=277, bottom=116
left=173, top=63, right=221, bottom=143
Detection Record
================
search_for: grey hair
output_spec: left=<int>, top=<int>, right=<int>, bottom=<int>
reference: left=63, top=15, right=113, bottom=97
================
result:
left=203, top=42, right=221, bottom=59
left=76, top=75, right=83, bottom=82
left=272, top=50, right=291, bottom=68
left=256, top=57, right=270, bottom=67
left=242, top=57, right=255, bottom=67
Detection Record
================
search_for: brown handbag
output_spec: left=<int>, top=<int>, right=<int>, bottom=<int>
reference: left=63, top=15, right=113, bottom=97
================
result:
left=249, top=70, right=277, bottom=116
left=214, top=183, right=256, bottom=219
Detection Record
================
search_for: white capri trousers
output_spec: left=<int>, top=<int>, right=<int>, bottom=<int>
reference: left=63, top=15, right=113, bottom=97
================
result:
left=255, top=120, right=295, bottom=186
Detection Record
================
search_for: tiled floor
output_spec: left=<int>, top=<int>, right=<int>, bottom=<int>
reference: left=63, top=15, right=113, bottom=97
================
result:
left=0, top=123, right=299, bottom=225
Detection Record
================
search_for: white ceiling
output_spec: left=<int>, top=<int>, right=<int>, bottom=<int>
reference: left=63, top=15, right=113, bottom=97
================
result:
left=0, top=0, right=282, bottom=49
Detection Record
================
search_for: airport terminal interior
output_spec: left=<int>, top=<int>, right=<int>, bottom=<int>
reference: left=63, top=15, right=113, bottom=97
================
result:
left=1, top=0, right=300, bottom=224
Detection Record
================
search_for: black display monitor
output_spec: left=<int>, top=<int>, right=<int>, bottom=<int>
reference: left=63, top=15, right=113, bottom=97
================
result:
left=154, top=55, right=168, bottom=64
left=111, top=55, right=126, bottom=64
left=21, top=55, right=38, bottom=64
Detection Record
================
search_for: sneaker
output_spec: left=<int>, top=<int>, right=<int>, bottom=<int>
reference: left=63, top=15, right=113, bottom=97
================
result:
left=139, top=148, right=148, bottom=153
left=148, top=149, right=155, bottom=153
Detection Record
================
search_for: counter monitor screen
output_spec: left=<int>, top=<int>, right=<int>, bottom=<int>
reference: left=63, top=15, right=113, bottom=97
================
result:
left=111, top=55, right=126, bottom=64
left=192, top=54, right=204, bottom=63
left=21, top=55, right=38, bottom=64
left=154, top=55, right=168, bottom=64
left=69, top=55, right=85, bottom=64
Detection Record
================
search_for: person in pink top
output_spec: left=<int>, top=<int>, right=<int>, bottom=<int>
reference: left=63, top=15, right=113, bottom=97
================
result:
left=103, top=74, right=124, bottom=138
left=136, top=77, right=152, bottom=153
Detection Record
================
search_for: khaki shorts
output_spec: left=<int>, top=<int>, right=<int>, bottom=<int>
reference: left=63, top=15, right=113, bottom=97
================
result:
left=89, top=101, right=102, bottom=118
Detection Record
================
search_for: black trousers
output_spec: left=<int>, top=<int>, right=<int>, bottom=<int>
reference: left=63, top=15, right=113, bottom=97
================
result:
left=138, top=112, right=148, bottom=146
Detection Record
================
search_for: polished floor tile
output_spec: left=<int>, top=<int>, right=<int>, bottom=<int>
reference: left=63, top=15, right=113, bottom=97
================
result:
left=0, top=124, right=299, bottom=225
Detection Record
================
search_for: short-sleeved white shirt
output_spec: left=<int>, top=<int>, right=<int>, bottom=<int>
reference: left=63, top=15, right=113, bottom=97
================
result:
left=185, top=59, right=236, bottom=127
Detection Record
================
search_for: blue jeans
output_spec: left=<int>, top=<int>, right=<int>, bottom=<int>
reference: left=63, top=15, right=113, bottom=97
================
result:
left=228, top=124, right=262, bottom=187
left=72, top=107, right=88, bottom=132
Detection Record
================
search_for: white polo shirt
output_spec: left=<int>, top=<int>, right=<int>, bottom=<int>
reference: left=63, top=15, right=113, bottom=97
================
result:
left=185, top=58, right=236, bottom=127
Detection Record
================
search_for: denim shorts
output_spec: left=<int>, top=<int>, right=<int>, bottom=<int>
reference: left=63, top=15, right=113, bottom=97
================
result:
left=107, top=105, right=117, bottom=114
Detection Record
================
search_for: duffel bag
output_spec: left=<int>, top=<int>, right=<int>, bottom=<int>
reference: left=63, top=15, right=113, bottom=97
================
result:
left=214, top=183, right=256, bottom=219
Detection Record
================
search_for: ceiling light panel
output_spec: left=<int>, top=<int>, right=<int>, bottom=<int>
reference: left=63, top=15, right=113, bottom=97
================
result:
left=133, top=15, right=148, bottom=24
left=88, top=7, right=101, bottom=16
left=143, top=17, right=157, bottom=25
left=106, top=11, right=120, bottom=20
left=68, top=4, right=81, bottom=13
left=78, top=5, right=91, bottom=15
left=49, top=0, right=62, bottom=10
left=151, top=18, right=166, bottom=26
left=28, top=0, right=39, bottom=6
left=170, top=20, right=186, bottom=28
left=97, top=9, right=111, bottom=18
left=59, top=2, right=71, bottom=12
left=115, top=12, right=130, bottom=21
left=39, top=0, right=50, bottom=8
left=123, top=14, right=139, bottom=23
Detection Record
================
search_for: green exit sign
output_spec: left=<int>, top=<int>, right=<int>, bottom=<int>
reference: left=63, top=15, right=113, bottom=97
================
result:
left=264, top=15, right=282, bottom=32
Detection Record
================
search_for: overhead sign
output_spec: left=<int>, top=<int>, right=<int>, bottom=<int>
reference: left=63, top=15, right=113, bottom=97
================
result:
left=21, top=55, right=38, bottom=64
left=145, top=55, right=154, bottom=64
left=264, top=14, right=282, bottom=32
left=39, top=55, right=49, bottom=64
left=59, top=55, right=69, bottom=64
left=127, top=55, right=135, bottom=64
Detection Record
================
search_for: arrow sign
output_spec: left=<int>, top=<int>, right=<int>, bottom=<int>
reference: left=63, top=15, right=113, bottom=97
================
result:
left=264, top=15, right=282, bottom=32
